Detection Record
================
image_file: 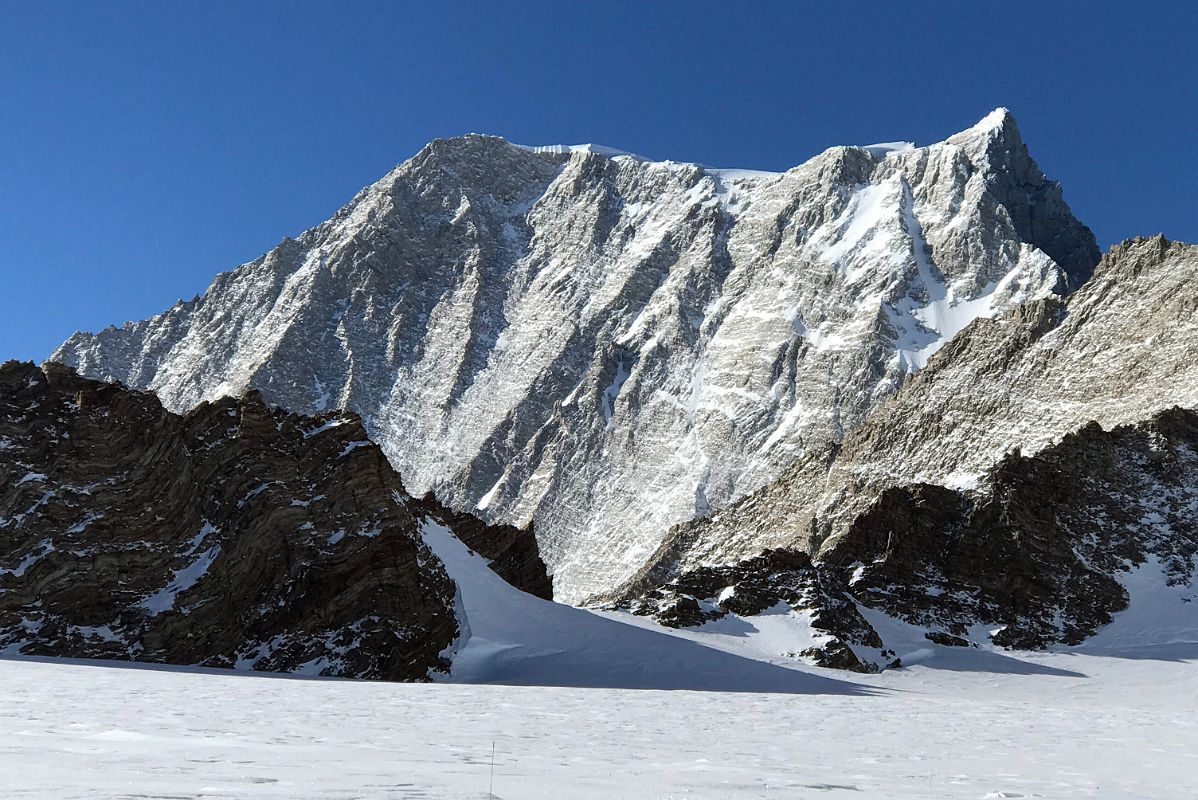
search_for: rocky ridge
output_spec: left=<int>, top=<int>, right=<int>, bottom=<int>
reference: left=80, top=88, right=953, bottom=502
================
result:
left=0, top=361, right=549, bottom=680
left=628, top=236, right=1198, bottom=586
left=622, top=406, right=1198, bottom=671
left=53, top=109, right=1097, bottom=601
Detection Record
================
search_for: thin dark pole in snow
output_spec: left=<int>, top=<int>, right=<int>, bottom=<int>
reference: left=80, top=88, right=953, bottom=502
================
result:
left=489, top=740, right=495, bottom=797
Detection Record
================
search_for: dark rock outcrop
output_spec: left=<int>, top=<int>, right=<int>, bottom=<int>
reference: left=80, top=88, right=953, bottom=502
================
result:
left=620, top=407, right=1198, bottom=669
left=829, top=407, right=1198, bottom=650
left=620, top=548, right=897, bottom=672
left=0, top=361, right=550, bottom=680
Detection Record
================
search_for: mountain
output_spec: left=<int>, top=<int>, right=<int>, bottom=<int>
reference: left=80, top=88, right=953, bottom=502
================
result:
left=616, top=238, right=1198, bottom=669
left=52, top=109, right=1098, bottom=602
left=0, top=361, right=549, bottom=680
left=631, top=236, right=1198, bottom=581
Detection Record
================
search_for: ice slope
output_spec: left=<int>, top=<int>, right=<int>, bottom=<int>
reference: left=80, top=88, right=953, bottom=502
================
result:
left=1, top=646, right=1193, bottom=799
left=421, top=520, right=858, bottom=694
left=54, top=109, right=1099, bottom=601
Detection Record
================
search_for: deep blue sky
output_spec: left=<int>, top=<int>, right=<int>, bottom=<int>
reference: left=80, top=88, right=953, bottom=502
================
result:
left=2, top=1, right=1195, bottom=363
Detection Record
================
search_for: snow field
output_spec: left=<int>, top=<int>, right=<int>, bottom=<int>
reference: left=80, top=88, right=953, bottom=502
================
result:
left=0, top=649, right=1194, bottom=799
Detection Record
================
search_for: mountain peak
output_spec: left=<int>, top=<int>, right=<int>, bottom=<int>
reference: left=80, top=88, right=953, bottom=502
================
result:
left=944, top=107, right=1023, bottom=154
left=53, top=111, right=1101, bottom=600
left=971, top=106, right=1015, bottom=134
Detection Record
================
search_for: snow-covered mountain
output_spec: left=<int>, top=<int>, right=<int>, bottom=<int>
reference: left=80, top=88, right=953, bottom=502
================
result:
left=53, top=109, right=1098, bottom=602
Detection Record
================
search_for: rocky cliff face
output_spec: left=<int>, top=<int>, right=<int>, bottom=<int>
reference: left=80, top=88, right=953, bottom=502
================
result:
left=633, top=237, right=1198, bottom=583
left=52, top=109, right=1097, bottom=601
left=0, top=361, right=549, bottom=680
left=622, top=407, right=1198, bottom=671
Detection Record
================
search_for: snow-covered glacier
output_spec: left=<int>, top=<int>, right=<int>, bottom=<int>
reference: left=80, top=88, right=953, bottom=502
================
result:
left=54, top=109, right=1098, bottom=601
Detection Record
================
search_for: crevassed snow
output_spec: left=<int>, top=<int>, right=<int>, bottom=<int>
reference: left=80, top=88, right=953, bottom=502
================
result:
left=419, top=519, right=857, bottom=694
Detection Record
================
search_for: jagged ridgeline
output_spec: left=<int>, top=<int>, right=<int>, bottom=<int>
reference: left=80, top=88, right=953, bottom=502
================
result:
left=0, top=362, right=549, bottom=679
left=54, top=109, right=1099, bottom=602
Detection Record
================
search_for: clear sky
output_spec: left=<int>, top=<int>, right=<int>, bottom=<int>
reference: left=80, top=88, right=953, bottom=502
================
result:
left=2, top=1, right=1195, bottom=363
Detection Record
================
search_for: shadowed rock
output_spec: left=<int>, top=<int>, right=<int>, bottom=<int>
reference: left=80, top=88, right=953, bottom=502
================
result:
left=0, top=362, right=549, bottom=680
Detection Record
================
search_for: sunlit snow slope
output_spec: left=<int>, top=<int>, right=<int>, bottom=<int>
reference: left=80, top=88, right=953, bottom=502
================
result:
left=1, top=642, right=1193, bottom=799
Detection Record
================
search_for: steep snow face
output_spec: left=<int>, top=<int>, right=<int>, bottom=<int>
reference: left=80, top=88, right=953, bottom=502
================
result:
left=54, top=110, right=1098, bottom=601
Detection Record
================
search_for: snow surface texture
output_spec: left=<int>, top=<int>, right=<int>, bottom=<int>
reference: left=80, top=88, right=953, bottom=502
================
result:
left=54, top=109, right=1098, bottom=601
left=2, top=647, right=1193, bottom=798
